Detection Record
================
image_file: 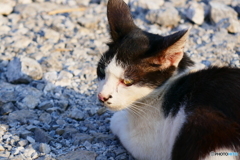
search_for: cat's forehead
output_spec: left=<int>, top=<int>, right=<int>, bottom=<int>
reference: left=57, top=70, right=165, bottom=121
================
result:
left=106, top=56, right=125, bottom=78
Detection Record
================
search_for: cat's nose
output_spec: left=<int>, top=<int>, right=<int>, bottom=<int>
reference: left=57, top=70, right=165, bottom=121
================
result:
left=98, top=93, right=112, bottom=102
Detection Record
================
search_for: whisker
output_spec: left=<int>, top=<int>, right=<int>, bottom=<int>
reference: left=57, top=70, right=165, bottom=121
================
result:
left=133, top=101, right=160, bottom=113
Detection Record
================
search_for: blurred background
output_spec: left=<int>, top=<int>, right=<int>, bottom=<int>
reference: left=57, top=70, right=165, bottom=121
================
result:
left=0, top=0, right=239, bottom=159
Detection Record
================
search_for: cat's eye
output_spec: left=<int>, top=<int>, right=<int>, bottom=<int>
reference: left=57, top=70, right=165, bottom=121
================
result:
left=122, top=79, right=134, bottom=86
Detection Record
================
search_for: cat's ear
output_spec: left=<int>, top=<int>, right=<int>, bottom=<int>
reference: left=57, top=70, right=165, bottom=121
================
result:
left=107, top=0, right=137, bottom=41
left=153, top=29, right=190, bottom=69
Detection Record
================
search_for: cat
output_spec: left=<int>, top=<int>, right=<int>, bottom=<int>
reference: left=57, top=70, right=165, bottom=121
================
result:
left=96, top=0, right=240, bottom=159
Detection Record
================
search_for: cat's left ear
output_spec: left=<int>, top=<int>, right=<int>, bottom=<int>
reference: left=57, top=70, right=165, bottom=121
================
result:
left=154, top=29, right=190, bottom=69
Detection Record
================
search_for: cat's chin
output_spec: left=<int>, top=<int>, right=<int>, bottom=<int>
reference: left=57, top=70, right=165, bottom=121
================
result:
left=104, top=104, right=126, bottom=111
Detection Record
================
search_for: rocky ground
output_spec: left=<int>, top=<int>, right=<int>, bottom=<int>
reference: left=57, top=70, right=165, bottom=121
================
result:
left=0, top=0, right=239, bottom=159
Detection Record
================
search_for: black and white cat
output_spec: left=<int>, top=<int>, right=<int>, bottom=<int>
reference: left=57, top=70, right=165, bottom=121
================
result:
left=96, top=0, right=240, bottom=159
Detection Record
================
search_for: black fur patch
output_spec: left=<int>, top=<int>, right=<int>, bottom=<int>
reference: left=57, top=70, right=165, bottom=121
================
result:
left=163, top=67, right=240, bottom=159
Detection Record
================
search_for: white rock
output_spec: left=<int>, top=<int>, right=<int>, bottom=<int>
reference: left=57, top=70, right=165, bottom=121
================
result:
left=130, top=0, right=164, bottom=10
left=185, top=2, right=205, bottom=25
left=55, top=70, right=73, bottom=87
left=43, top=71, right=58, bottom=83
left=0, top=15, right=8, bottom=26
left=210, top=2, right=240, bottom=33
left=44, top=29, right=60, bottom=43
left=0, top=0, right=16, bottom=15
left=146, top=2, right=180, bottom=27
left=39, top=143, right=51, bottom=154
left=18, top=0, right=32, bottom=4
left=12, top=36, right=32, bottom=48
left=6, top=57, right=43, bottom=83
left=169, top=0, right=186, bottom=6
left=0, top=144, right=5, bottom=151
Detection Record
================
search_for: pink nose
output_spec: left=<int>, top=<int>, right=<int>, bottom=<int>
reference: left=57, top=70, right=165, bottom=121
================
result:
left=98, top=93, right=111, bottom=102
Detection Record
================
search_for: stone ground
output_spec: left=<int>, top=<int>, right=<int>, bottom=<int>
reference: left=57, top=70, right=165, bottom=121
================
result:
left=0, top=0, right=239, bottom=159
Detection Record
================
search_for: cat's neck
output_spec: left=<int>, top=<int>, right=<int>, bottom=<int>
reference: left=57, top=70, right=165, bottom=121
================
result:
left=126, top=68, right=191, bottom=128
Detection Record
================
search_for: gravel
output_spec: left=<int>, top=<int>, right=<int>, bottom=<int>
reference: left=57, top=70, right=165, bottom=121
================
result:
left=0, top=0, right=239, bottom=159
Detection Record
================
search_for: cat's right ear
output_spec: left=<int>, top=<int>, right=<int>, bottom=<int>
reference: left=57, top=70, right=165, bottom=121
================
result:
left=107, top=0, right=137, bottom=42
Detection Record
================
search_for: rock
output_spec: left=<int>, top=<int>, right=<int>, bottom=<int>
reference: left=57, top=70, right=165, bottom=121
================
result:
left=93, top=132, right=113, bottom=141
left=0, top=82, right=17, bottom=103
left=146, top=2, right=180, bottom=27
left=55, top=129, right=65, bottom=136
left=210, top=2, right=240, bottom=33
left=185, top=2, right=205, bottom=25
left=39, top=113, right=52, bottom=124
left=130, top=0, right=164, bottom=10
left=0, top=145, right=5, bottom=151
left=75, top=0, right=91, bottom=6
left=40, top=56, right=62, bottom=72
left=77, top=17, right=100, bottom=29
left=0, top=151, right=10, bottom=158
left=14, top=2, right=62, bottom=18
left=6, top=57, right=43, bottom=84
left=20, top=130, right=32, bottom=139
left=8, top=110, right=37, bottom=124
left=0, top=102, right=16, bottom=115
left=23, top=145, right=38, bottom=159
left=97, top=107, right=107, bottom=116
left=55, top=70, right=73, bottom=87
left=234, top=4, right=240, bottom=16
left=169, top=0, right=186, bottom=7
left=0, top=15, right=8, bottom=26
left=34, top=128, right=52, bottom=144
left=18, top=0, right=32, bottom=4
left=57, top=149, right=97, bottom=160
left=0, top=0, right=16, bottom=15
left=43, top=71, right=58, bottom=83
left=26, top=136, right=36, bottom=144
left=12, top=36, right=32, bottom=48
left=38, top=100, right=54, bottom=110
left=68, top=108, right=85, bottom=121
left=21, top=95, right=39, bottom=109
left=210, top=0, right=233, bottom=5
left=44, top=29, right=60, bottom=43
left=0, top=124, right=9, bottom=132
left=39, top=143, right=51, bottom=154
left=55, top=100, right=69, bottom=111
left=18, top=140, right=29, bottom=147
left=35, top=154, right=56, bottom=160
left=72, top=133, right=94, bottom=145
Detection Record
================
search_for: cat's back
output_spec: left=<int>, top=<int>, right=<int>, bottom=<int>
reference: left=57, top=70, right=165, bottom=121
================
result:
left=164, top=66, right=240, bottom=160
left=164, top=66, right=240, bottom=118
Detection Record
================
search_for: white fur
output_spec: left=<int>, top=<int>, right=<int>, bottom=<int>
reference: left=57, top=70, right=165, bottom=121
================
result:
left=110, top=100, right=186, bottom=160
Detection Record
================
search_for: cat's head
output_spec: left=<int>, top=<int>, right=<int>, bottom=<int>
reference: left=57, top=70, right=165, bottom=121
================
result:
left=97, top=0, right=193, bottom=111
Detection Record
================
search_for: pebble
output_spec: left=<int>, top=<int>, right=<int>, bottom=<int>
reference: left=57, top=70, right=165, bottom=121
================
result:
left=185, top=1, right=205, bottom=25
left=0, top=0, right=15, bottom=15
left=6, top=57, right=43, bottom=84
left=209, top=2, right=240, bottom=33
left=39, top=143, right=51, bottom=154
left=146, top=2, right=181, bottom=27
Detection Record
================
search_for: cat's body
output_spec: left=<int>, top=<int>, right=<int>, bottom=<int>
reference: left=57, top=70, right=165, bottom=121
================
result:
left=97, top=0, right=240, bottom=159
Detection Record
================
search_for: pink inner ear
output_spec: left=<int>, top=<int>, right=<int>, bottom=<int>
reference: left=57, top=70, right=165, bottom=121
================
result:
left=167, top=52, right=183, bottom=66
left=152, top=51, right=183, bottom=69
